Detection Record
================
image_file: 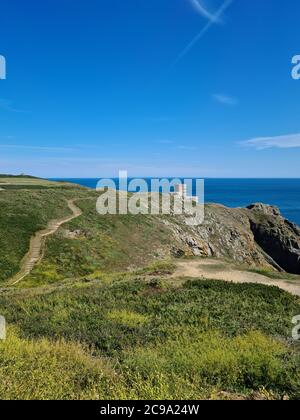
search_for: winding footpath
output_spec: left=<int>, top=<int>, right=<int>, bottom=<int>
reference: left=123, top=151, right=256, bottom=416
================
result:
left=9, top=199, right=83, bottom=286
left=173, top=260, right=300, bottom=297
left=6, top=197, right=300, bottom=297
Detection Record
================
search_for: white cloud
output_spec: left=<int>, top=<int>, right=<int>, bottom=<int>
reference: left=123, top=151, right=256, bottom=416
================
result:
left=240, top=133, right=300, bottom=150
left=213, top=94, right=237, bottom=106
left=176, top=145, right=198, bottom=151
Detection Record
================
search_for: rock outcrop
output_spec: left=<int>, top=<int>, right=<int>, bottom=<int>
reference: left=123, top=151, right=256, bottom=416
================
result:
left=246, top=203, right=300, bottom=274
left=165, top=203, right=300, bottom=274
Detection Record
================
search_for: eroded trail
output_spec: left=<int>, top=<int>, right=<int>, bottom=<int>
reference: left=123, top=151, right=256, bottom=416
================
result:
left=173, top=260, right=300, bottom=297
left=9, top=199, right=83, bottom=285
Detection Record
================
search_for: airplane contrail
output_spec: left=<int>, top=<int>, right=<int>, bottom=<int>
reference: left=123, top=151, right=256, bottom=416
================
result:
left=173, top=0, right=233, bottom=66
left=188, top=0, right=221, bottom=23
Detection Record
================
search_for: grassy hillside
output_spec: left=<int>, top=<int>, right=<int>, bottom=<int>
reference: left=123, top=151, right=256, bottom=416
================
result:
left=0, top=179, right=94, bottom=282
left=21, top=198, right=177, bottom=286
left=0, top=175, right=83, bottom=190
left=0, top=178, right=180, bottom=285
left=0, top=276, right=299, bottom=399
left=0, top=178, right=300, bottom=400
left=0, top=174, right=38, bottom=179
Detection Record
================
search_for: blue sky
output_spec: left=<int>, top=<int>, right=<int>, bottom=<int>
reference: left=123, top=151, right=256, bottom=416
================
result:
left=0, top=0, right=300, bottom=177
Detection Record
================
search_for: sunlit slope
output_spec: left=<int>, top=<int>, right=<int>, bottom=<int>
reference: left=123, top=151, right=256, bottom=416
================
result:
left=0, top=277, right=299, bottom=399
left=0, top=181, right=94, bottom=282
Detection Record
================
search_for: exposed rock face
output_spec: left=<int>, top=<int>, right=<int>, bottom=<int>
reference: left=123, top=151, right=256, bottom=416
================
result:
left=247, top=203, right=281, bottom=217
left=165, top=203, right=300, bottom=274
left=62, top=228, right=89, bottom=240
left=246, top=203, right=300, bottom=274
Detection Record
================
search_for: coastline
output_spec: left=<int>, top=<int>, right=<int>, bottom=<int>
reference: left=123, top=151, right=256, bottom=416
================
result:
left=49, top=178, right=300, bottom=226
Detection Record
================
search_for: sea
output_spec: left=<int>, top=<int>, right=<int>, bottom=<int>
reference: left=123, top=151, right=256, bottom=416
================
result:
left=50, top=178, right=300, bottom=227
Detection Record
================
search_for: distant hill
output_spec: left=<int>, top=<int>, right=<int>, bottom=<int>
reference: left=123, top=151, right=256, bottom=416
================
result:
left=0, top=174, right=39, bottom=178
left=0, top=174, right=85, bottom=190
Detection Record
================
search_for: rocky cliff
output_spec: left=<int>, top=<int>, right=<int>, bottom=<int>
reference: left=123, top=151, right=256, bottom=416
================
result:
left=166, top=203, right=300, bottom=274
left=246, top=203, right=300, bottom=274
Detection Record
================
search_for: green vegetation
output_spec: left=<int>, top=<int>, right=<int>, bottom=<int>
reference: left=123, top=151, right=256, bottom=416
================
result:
left=0, top=178, right=300, bottom=400
left=0, top=174, right=38, bottom=178
left=247, top=267, right=300, bottom=281
left=22, top=199, right=176, bottom=285
left=0, top=189, right=68, bottom=282
left=0, top=175, right=85, bottom=190
left=0, top=327, right=115, bottom=400
left=0, top=184, right=94, bottom=283
left=123, top=329, right=298, bottom=399
left=0, top=277, right=299, bottom=399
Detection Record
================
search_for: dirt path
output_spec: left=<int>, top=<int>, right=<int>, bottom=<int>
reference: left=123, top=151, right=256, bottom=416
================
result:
left=173, top=259, right=300, bottom=297
left=9, top=199, right=83, bottom=286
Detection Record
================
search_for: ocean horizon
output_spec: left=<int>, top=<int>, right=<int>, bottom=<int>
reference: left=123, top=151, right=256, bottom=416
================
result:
left=50, top=178, right=300, bottom=226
